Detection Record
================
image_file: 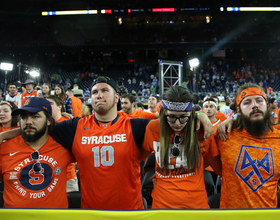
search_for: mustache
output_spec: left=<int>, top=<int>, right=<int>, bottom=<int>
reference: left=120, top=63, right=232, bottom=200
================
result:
left=250, top=109, right=263, bottom=116
left=23, top=126, right=36, bottom=130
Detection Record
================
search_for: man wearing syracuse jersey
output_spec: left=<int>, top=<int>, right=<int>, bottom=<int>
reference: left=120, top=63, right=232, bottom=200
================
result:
left=44, top=76, right=151, bottom=209
left=0, top=97, right=74, bottom=208
left=45, top=95, right=79, bottom=192
left=119, top=93, right=158, bottom=119
left=216, top=83, right=280, bottom=208
left=21, top=79, right=42, bottom=107
left=143, top=86, right=222, bottom=209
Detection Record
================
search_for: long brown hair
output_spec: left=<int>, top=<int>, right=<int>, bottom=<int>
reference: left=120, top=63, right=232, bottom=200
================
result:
left=0, top=101, right=18, bottom=127
left=233, top=82, right=273, bottom=132
left=55, top=84, right=66, bottom=98
left=159, top=86, right=201, bottom=170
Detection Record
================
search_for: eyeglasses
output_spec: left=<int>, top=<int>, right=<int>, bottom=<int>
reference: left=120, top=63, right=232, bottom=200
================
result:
left=31, top=151, right=42, bottom=174
left=171, top=134, right=182, bottom=157
left=166, top=115, right=190, bottom=124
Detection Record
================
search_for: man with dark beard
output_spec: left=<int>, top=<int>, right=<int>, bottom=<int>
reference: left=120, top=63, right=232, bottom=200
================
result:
left=216, top=83, right=280, bottom=208
left=0, top=97, right=74, bottom=208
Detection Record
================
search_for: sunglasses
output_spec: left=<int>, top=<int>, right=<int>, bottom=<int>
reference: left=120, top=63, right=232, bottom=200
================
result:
left=171, top=134, right=182, bottom=157
left=31, top=151, right=42, bottom=174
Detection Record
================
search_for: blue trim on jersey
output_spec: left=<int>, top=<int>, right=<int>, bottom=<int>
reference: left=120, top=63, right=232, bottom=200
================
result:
left=130, top=118, right=150, bottom=149
left=94, top=114, right=119, bottom=126
left=50, top=117, right=80, bottom=152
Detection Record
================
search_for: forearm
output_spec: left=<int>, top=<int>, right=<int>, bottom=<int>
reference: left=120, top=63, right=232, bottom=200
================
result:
left=0, top=128, right=21, bottom=143
left=205, top=155, right=222, bottom=177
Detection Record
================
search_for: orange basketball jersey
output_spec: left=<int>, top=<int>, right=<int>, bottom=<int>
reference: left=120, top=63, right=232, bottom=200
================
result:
left=0, top=135, right=74, bottom=208
left=51, top=114, right=150, bottom=209
left=118, top=110, right=156, bottom=119
left=21, top=90, right=39, bottom=106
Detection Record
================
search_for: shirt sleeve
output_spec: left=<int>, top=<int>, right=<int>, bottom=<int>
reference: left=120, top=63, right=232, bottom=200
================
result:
left=130, top=118, right=150, bottom=149
left=50, top=117, right=80, bottom=152
left=201, top=134, right=219, bottom=158
left=142, top=120, right=157, bottom=152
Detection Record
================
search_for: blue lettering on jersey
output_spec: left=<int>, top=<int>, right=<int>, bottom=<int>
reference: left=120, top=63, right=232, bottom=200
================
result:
left=19, top=163, right=53, bottom=191
left=235, top=145, right=274, bottom=192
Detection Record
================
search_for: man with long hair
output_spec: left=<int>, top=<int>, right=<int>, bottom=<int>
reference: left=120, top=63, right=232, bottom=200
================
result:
left=216, top=83, right=280, bottom=208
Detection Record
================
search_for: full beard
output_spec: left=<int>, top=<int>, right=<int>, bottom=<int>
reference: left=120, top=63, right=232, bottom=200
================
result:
left=241, top=109, right=270, bottom=137
left=21, top=121, right=48, bottom=143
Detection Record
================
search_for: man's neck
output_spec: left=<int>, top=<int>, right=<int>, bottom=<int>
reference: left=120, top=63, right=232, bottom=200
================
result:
left=9, top=92, right=16, bottom=96
left=149, top=107, right=157, bottom=112
left=208, top=115, right=218, bottom=122
left=54, top=114, right=62, bottom=122
left=127, top=107, right=135, bottom=114
left=26, top=89, right=33, bottom=93
left=26, top=133, right=49, bottom=151
left=95, top=107, right=118, bottom=122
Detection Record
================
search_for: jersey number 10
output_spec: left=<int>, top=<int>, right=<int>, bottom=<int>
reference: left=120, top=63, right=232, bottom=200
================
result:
left=92, top=146, right=114, bottom=167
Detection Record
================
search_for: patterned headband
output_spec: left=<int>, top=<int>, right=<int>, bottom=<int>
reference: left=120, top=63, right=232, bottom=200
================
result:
left=0, top=101, right=12, bottom=109
left=162, top=100, right=193, bottom=112
left=236, top=87, right=267, bottom=106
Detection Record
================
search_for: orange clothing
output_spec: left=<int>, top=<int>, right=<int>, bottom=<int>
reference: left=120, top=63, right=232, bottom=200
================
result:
left=267, top=87, right=273, bottom=94
left=205, top=119, right=222, bottom=172
left=70, top=96, right=83, bottom=118
left=0, top=135, right=74, bottom=208
left=156, top=101, right=162, bottom=113
left=56, top=116, right=70, bottom=123
left=145, top=109, right=158, bottom=114
left=55, top=116, right=77, bottom=181
left=0, top=125, right=19, bottom=133
left=216, top=128, right=280, bottom=208
left=21, top=90, right=39, bottom=106
left=143, top=119, right=219, bottom=209
left=118, top=110, right=156, bottom=119
left=50, top=114, right=149, bottom=209
left=198, top=110, right=227, bottom=122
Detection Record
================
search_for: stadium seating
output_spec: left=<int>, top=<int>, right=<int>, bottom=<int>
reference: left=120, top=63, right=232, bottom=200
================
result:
left=67, top=191, right=81, bottom=208
left=142, top=169, right=155, bottom=209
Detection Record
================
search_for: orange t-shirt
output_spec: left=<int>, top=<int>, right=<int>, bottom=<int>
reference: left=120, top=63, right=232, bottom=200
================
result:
left=0, top=136, right=74, bottom=208
left=216, top=128, right=280, bottom=208
left=56, top=116, right=77, bottom=181
left=118, top=110, right=156, bottom=119
left=0, top=125, right=19, bottom=133
left=156, top=101, right=162, bottom=113
left=143, top=119, right=219, bottom=209
left=198, top=110, right=227, bottom=122
left=205, top=119, right=222, bottom=172
left=70, top=96, right=83, bottom=118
